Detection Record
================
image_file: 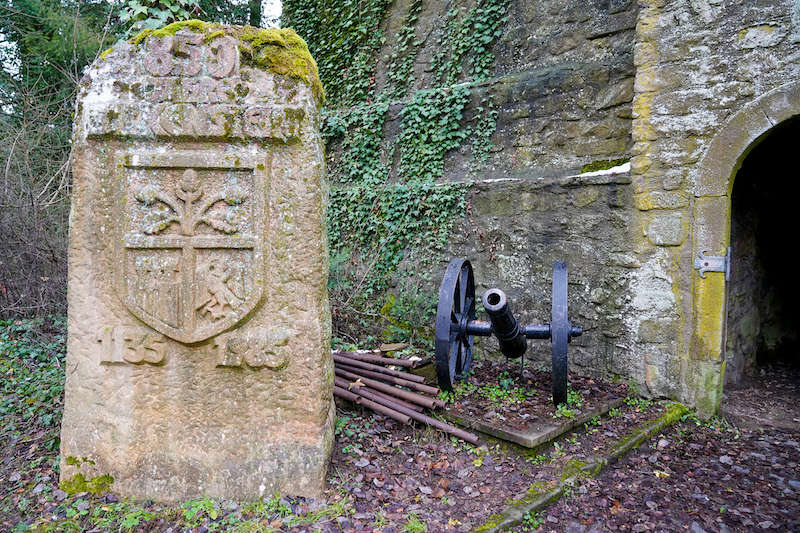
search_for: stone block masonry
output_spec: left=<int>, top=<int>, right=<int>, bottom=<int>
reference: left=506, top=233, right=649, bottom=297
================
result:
left=60, top=22, right=334, bottom=502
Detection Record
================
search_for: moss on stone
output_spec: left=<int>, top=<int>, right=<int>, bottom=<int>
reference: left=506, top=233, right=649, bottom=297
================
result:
left=612, top=402, right=688, bottom=456
left=126, top=20, right=324, bottom=103
left=59, top=472, right=114, bottom=496
left=580, top=158, right=630, bottom=173
left=237, top=26, right=324, bottom=103
left=203, top=30, right=226, bottom=43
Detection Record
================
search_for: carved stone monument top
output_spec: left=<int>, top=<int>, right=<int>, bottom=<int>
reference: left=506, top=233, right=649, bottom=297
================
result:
left=61, top=22, right=333, bottom=502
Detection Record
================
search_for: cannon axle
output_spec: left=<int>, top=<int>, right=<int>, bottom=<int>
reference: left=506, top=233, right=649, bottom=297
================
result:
left=434, top=259, right=583, bottom=405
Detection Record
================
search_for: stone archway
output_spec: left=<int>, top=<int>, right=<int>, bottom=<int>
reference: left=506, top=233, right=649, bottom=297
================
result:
left=688, top=81, right=800, bottom=413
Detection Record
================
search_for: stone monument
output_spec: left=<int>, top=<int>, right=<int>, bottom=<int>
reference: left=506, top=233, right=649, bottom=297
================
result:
left=60, top=21, right=334, bottom=501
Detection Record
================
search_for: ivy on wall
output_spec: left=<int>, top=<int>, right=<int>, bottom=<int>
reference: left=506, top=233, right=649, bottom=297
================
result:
left=283, top=0, right=511, bottom=344
left=282, top=0, right=391, bottom=107
left=432, top=0, right=510, bottom=85
left=385, top=0, right=424, bottom=99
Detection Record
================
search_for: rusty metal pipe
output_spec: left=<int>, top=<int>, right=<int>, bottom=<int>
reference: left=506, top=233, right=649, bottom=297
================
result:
left=333, top=386, right=412, bottom=425
left=334, top=376, right=424, bottom=413
left=336, top=351, right=418, bottom=368
left=346, top=386, right=479, bottom=445
left=362, top=386, right=424, bottom=412
left=333, top=354, right=426, bottom=383
left=336, top=363, right=440, bottom=395
left=335, top=368, right=444, bottom=409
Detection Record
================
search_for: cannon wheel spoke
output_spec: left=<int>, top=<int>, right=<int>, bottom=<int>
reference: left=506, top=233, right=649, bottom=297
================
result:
left=435, top=258, right=475, bottom=391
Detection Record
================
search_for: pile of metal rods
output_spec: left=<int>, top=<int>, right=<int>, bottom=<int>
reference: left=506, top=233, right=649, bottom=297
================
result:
left=332, top=351, right=479, bottom=445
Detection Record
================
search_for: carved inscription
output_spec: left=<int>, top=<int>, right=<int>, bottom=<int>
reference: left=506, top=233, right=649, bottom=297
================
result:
left=144, top=32, right=238, bottom=78
left=83, top=31, right=305, bottom=140
left=213, top=328, right=291, bottom=370
left=116, top=152, right=266, bottom=344
left=97, top=327, right=166, bottom=364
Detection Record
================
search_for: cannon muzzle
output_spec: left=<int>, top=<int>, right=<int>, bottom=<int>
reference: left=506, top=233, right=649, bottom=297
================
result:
left=482, top=288, right=527, bottom=359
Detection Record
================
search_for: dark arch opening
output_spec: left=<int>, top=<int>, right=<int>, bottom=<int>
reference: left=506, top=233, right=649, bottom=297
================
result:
left=726, top=116, right=800, bottom=382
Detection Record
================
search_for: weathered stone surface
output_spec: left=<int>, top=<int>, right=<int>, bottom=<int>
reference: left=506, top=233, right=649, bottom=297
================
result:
left=645, top=211, right=688, bottom=246
left=61, top=23, right=333, bottom=502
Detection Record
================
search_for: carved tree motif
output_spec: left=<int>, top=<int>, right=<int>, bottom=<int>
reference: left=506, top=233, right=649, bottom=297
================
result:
left=134, top=169, right=246, bottom=236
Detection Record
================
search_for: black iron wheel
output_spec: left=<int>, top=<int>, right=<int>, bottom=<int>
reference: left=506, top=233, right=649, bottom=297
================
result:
left=551, top=261, right=569, bottom=405
left=434, top=258, right=476, bottom=391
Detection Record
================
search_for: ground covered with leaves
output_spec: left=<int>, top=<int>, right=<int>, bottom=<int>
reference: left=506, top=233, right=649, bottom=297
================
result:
left=530, top=368, right=800, bottom=533
left=2, top=318, right=799, bottom=532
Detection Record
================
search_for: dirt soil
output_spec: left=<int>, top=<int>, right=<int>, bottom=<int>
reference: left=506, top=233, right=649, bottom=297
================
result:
left=533, top=365, right=800, bottom=533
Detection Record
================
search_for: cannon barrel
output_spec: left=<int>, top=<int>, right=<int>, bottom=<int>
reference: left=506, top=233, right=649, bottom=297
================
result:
left=482, top=288, right=527, bottom=359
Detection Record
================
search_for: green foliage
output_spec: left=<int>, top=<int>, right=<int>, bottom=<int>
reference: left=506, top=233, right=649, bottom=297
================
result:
left=281, top=0, right=512, bottom=343
left=554, top=403, right=576, bottom=419
left=567, top=388, right=584, bottom=407
left=398, top=86, right=471, bottom=181
left=120, top=0, right=200, bottom=31
left=526, top=454, right=549, bottom=466
left=553, top=387, right=583, bottom=419
left=0, top=317, right=66, bottom=446
left=0, top=0, right=117, bottom=104
left=521, top=509, right=543, bottom=531
left=282, top=0, right=391, bottom=107
left=478, top=372, right=529, bottom=406
left=624, top=395, right=654, bottom=410
left=384, top=0, right=423, bottom=99
left=379, top=291, right=436, bottom=346
left=181, top=497, right=219, bottom=527
left=402, top=513, right=427, bottom=533
left=59, top=473, right=114, bottom=496
left=326, top=87, right=470, bottom=315
left=324, top=101, right=390, bottom=185
left=431, top=0, right=511, bottom=85
left=470, top=96, right=499, bottom=174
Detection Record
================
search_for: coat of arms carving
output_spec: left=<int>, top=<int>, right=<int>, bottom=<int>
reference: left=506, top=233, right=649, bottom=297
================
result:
left=114, top=151, right=267, bottom=343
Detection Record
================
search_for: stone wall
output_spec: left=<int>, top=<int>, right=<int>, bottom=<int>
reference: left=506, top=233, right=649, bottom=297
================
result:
left=630, top=0, right=800, bottom=413
left=445, top=169, right=635, bottom=376
left=364, top=0, right=638, bottom=182
left=289, top=0, right=800, bottom=414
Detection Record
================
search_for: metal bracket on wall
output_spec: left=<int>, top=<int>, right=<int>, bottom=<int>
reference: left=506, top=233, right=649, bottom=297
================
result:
left=693, top=247, right=731, bottom=281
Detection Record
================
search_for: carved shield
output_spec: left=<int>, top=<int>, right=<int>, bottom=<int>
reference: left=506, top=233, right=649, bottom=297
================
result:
left=114, top=151, right=267, bottom=344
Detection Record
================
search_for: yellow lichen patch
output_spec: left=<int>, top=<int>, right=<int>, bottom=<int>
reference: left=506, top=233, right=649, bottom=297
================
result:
left=632, top=92, right=653, bottom=119
left=693, top=360, right=725, bottom=417
left=691, top=275, right=725, bottom=358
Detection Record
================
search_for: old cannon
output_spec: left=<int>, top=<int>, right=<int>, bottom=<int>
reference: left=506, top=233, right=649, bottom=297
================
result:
left=434, top=258, right=583, bottom=405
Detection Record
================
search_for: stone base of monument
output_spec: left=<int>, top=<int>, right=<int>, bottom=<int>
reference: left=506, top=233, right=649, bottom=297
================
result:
left=61, top=21, right=334, bottom=502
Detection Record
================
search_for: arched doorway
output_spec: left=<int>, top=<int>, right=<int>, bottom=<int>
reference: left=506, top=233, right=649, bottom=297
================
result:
left=689, top=80, right=800, bottom=416
left=726, top=117, right=800, bottom=383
